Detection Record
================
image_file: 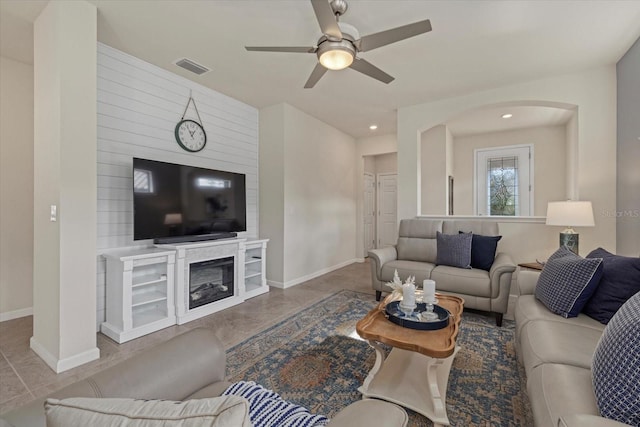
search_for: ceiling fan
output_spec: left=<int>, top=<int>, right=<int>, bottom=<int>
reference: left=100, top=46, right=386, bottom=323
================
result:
left=245, top=0, right=432, bottom=88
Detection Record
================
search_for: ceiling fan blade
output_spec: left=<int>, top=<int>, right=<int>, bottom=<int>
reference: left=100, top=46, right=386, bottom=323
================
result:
left=245, top=46, right=316, bottom=53
left=311, top=0, right=342, bottom=40
left=349, top=58, right=394, bottom=84
left=304, top=63, right=328, bottom=88
left=359, top=19, right=432, bottom=52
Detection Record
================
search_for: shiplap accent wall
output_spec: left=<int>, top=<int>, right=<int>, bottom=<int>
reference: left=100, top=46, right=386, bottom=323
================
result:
left=96, top=43, right=259, bottom=329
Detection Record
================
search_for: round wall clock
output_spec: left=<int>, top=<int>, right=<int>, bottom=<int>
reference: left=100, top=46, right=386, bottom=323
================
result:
left=175, top=119, right=207, bottom=152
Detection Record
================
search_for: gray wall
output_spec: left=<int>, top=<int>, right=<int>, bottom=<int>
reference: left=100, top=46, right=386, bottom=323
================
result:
left=616, top=37, right=640, bottom=256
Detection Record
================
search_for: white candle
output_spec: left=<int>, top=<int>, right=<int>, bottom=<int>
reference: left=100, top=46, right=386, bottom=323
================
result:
left=423, top=279, right=436, bottom=299
left=402, top=283, right=416, bottom=307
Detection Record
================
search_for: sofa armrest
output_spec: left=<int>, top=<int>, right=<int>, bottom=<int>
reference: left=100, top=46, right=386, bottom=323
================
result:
left=327, top=400, right=408, bottom=427
left=2, top=328, right=226, bottom=427
left=367, top=246, right=398, bottom=279
left=558, top=414, right=632, bottom=427
left=486, top=252, right=516, bottom=314
left=489, top=252, right=516, bottom=281
left=517, top=270, right=541, bottom=295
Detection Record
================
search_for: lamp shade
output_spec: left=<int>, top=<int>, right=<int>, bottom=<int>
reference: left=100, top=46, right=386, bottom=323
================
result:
left=546, top=201, right=595, bottom=227
left=163, top=213, right=183, bottom=225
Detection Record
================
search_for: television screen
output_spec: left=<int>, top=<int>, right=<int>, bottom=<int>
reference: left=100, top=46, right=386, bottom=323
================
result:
left=133, top=158, right=246, bottom=241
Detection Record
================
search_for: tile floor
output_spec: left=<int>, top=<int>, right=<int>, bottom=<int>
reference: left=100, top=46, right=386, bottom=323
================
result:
left=0, top=260, right=375, bottom=415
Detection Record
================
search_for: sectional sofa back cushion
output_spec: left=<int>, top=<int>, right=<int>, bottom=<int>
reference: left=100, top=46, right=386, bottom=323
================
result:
left=45, top=396, right=251, bottom=427
left=591, top=291, right=640, bottom=426
left=535, top=246, right=603, bottom=318
left=583, top=247, right=640, bottom=324
left=396, top=219, right=442, bottom=263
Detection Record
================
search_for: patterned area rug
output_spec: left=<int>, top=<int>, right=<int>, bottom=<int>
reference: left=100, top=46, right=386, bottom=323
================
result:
left=226, top=290, right=533, bottom=426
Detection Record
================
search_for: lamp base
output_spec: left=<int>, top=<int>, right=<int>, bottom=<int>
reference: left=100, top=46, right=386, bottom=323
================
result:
left=560, top=232, right=579, bottom=255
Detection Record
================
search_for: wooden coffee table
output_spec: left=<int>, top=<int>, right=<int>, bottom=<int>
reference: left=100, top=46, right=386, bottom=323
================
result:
left=356, top=293, right=464, bottom=427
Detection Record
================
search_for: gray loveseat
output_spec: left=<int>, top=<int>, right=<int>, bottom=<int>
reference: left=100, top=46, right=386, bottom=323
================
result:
left=1, top=328, right=408, bottom=427
left=515, top=270, right=631, bottom=427
left=368, top=218, right=515, bottom=326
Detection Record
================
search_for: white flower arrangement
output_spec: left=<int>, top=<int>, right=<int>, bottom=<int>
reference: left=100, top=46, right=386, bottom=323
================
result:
left=386, top=269, right=415, bottom=291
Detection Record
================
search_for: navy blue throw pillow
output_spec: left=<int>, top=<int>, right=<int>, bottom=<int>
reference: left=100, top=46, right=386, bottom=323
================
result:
left=582, top=248, right=640, bottom=324
left=436, top=231, right=472, bottom=269
left=535, top=246, right=603, bottom=318
left=460, top=232, right=502, bottom=271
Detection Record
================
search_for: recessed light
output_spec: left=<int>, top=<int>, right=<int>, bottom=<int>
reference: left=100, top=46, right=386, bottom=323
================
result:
left=501, top=113, right=513, bottom=119
left=369, top=124, right=378, bottom=130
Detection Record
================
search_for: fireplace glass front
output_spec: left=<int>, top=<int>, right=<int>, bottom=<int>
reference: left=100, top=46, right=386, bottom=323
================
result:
left=189, top=257, right=234, bottom=309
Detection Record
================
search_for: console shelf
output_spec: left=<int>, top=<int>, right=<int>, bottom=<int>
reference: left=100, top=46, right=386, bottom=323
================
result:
left=101, top=248, right=176, bottom=344
left=242, top=239, right=269, bottom=300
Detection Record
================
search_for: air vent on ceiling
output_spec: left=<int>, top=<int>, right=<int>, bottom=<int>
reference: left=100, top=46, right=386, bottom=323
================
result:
left=174, top=58, right=210, bottom=75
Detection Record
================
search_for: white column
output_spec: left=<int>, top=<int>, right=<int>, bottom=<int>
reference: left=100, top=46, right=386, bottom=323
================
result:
left=32, top=0, right=99, bottom=373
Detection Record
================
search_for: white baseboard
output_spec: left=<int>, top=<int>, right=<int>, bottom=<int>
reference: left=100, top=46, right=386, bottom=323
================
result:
left=0, top=307, right=33, bottom=322
left=30, top=337, right=100, bottom=373
left=268, top=258, right=360, bottom=289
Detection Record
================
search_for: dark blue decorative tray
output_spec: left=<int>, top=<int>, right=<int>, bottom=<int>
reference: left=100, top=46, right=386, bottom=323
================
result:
left=385, top=301, right=450, bottom=330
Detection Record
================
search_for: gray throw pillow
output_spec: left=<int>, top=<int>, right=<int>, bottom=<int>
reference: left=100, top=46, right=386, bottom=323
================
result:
left=436, top=231, right=472, bottom=269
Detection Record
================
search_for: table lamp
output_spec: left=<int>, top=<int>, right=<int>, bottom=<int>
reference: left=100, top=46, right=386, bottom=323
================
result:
left=545, top=201, right=594, bottom=254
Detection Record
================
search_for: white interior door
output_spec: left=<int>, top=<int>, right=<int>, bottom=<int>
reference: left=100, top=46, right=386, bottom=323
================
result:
left=364, top=173, right=376, bottom=253
left=377, top=173, right=398, bottom=248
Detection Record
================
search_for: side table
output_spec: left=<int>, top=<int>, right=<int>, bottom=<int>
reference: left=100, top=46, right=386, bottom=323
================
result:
left=356, top=293, right=464, bottom=427
left=518, top=262, right=544, bottom=271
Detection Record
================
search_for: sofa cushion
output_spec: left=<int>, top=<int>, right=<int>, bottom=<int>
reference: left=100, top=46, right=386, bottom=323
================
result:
left=459, top=232, right=502, bottom=271
left=381, top=260, right=435, bottom=284
left=535, top=246, right=603, bottom=318
left=436, top=231, right=472, bottom=269
left=592, top=291, right=640, bottom=426
left=514, top=294, right=605, bottom=341
left=431, top=265, right=491, bottom=297
left=396, top=219, right=441, bottom=263
left=583, top=247, right=640, bottom=324
left=519, top=320, right=602, bottom=376
left=44, top=396, right=251, bottom=427
left=527, top=363, right=600, bottom=427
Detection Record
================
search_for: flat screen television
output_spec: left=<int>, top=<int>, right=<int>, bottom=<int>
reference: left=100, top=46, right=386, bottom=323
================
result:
left=133, top=158, right=246, bottom=243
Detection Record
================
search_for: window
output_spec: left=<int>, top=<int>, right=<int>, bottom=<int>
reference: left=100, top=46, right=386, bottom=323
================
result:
left=475, top=145, right=532, bottom=216
left=133, top=168, right=154, bottom=193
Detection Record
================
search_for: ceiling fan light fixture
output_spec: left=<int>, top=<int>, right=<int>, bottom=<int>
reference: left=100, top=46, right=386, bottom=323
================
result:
left=317, top=41, right=355, bottom=70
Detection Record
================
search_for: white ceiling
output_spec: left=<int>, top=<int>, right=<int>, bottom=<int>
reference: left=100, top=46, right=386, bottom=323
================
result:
left=1, top=0, right=639, bottom=139
left=446, top=105, right=574, bottom=137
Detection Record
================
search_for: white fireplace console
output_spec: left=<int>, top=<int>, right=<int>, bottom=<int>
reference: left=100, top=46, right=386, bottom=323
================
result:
left=102, top=238, right=269, bottom=342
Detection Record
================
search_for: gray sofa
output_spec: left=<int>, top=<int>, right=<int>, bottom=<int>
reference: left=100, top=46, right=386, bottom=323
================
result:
left=1, top=328, right=408, bottom=427
left=515, top=270, right=630, bottom=427
left=368, top=218, right=516, bottom=326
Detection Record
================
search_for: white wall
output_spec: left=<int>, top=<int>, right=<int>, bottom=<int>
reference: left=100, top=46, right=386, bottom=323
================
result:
left=374, top=152, right=397, bottom=175
left=259, top=103, right=357, bottom=287
left=355, top=133, right=397, bottom=258
left=32, top=0, right=99, bottom=372
left=399, top=67, right=617, bottom=260
left=421, top=125, right=448, bottom=215
left=258, top=104, right=285, bottom=283
left=0, top=57, right=34, bottom=321
left=616, top=37, right=640, bottom=256
left=452, top=125, right=567, bottom=216
left=96, top=44, right=259, bottom=328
